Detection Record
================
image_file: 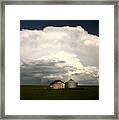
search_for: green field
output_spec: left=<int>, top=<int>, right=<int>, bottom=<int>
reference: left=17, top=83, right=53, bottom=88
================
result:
left=20, top=85, right=99, bottom=100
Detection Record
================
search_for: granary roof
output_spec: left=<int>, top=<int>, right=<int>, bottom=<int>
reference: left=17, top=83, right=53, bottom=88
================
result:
left=50, top=80, right=64, bottom=85
left=66, top=79, right=76, bottom=83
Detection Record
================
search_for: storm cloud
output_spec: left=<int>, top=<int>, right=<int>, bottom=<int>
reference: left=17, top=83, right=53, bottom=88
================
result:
left=20, top=26, right=99, bottom=85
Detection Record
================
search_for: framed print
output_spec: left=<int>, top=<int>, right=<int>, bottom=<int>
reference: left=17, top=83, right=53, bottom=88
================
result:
left=0, top=0, right=118, bottom=119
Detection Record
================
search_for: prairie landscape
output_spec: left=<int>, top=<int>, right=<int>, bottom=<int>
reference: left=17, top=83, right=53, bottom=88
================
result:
left=20, top=20, right=99, bottom=100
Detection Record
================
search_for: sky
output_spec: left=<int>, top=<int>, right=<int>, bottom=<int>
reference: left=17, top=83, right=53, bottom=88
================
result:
left=20, top=20, right=99, bottom=85
left=20, top=20, right=99, bottom=36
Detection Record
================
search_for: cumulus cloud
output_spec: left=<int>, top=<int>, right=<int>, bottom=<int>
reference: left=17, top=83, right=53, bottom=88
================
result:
left=21, top=26, right=99, bottom=66
left=20, top=26, right=99, bottom=84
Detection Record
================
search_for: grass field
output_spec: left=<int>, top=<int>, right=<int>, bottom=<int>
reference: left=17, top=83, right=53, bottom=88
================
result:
left=20, top=85, right=99, bottom=100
